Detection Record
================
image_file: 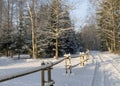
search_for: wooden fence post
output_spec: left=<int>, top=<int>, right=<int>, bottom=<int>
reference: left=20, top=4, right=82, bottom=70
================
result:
left=41, top=62, right=45, bottom=86
left=68, top=56, right=72, bottom=74
left=48, top=68, right=51, bottom=82
left=47, top=62, right=54, bottom=86
left=64, top=54, right=72, bottom=74
left=80, top=53, right=84, bottom=66
left=86, top=49, right=90, bottom=62
left=65, top=58, right=68, bottom=73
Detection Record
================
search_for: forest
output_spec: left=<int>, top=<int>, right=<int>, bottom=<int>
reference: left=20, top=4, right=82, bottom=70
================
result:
left=0, top=0, right=119, bottom=59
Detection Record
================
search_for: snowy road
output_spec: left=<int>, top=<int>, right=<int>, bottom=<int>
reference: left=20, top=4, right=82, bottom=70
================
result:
left=0, top=51, right=120, bottom=86
left=91, top=51, right=120, bottom=86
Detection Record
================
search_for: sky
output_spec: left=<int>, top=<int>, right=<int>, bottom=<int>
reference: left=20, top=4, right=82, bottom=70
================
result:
left=68, top=0, right=96, bottom=31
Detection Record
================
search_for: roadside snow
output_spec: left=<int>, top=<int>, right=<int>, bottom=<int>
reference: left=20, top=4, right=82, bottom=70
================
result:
left=0, top=57, right=14, bottom=66
left=12, top=54, right=31, bottom=59
left=0, top=51, right=120, bottom=86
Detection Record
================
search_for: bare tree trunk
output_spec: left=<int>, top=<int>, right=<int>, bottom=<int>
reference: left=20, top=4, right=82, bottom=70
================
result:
left=0, top=0, right=2, bottom=32
left=111, top=1, right=116, bottom=52
left=55, top=32, right=58, bottom=59
left=6, top=0, right=10, bottom=57
left=31, top=13, right=36, bottom=59
left=26, top=0, right=36, bottom=59
left=55, top=0, right=59, bottom=60
left=106, top=40, right=111, bottom=52
left=10, top=0, right=13, bottom=28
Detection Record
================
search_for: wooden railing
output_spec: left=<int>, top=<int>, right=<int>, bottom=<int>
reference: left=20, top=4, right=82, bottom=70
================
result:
left=64, top=52, right=90, bottom=73
left=0, top=52, right=90, bottom=86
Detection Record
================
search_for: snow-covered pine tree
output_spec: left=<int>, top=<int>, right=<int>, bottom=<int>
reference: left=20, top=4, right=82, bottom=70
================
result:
left=36, top=0, right=77, bottom=58
left=59, top=11, right=77, bottom=54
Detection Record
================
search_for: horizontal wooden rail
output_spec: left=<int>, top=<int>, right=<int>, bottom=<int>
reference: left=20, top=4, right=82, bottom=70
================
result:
left=0, top=53, right=90, bottom=83
left=71, top=59, right=88, bottom=68
left=0, top=57, right=68, bottom=82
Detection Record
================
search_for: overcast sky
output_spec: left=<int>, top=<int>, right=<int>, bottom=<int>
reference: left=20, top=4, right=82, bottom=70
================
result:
left=68, top=0, right=96, bottom=30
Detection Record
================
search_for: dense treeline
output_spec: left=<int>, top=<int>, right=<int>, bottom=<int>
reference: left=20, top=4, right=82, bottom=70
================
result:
left=75, top=0, right=120, bottom=53
left=0, top=0, right=78, bottom=58
left=97, top=0, right=120, bottom=53
left=0, top=0, right=119, bottom=58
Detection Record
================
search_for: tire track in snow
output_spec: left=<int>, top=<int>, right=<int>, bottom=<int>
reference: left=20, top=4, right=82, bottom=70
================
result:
left=99, top=54, right=120, bottom=74
left=98, top=53, right=120, bottom=86
left=90, top=53, right=105, bottom=86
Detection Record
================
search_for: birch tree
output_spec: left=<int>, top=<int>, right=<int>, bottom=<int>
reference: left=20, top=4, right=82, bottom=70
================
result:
left=26, top=0, right=37, bottom=59
left=97, top=0, right=120, bottom=52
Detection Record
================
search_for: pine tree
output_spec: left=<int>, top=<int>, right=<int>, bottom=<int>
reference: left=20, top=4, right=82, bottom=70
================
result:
left=36, top=0, right=76, bottom=58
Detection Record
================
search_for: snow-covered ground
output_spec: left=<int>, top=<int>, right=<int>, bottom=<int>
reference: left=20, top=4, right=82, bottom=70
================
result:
left=0, top=51, right=120, bottom=86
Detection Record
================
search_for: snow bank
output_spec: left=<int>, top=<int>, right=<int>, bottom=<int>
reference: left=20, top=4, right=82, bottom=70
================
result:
left=0, top=51, right=120, bottom=86
left=0, top=57, right=14, bottom=66
left=13, top=54, right=31, bottom=59
left=0, top=55, right=32, bottom=66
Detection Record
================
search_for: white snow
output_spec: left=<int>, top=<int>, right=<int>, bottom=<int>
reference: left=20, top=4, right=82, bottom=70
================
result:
left=0, top=56, right=14, bottom=66
left=12, top=54, right=31, bottom=59
left=0, top=51, right=120, bottom=86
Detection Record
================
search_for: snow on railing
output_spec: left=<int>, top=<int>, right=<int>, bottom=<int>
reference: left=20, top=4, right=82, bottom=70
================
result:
left=0, top=62, right=51, bottom=82
left=64, top=53, right=72, bottom=73
left=0, top=52, right=90, bottom=86
left=64, top=52, right=90, bottom=73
